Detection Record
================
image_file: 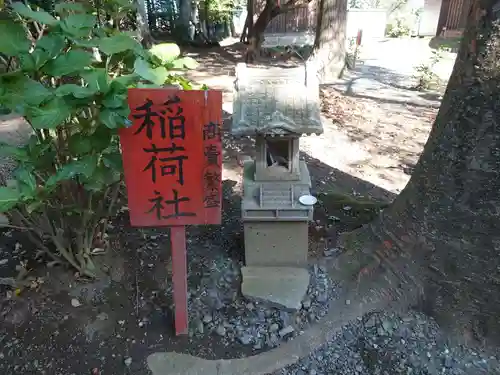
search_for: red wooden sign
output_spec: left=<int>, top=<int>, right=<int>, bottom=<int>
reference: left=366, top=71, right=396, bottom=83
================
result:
left=120, top=89, right=222, bottom=227
left=119, top=88, right=222, bottom=336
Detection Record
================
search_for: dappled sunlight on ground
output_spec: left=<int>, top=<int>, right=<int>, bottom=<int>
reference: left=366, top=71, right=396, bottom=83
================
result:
left=186, top=40, right=443, bottom=196
left=302, top=87, right=438, bottom=194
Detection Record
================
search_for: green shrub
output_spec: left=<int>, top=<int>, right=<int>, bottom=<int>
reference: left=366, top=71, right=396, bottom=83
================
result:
left=0, top=2, right=198, bottom=277
left=385, top=19, right=411, bottom=38
left=412, top=48, right=444, bottom=91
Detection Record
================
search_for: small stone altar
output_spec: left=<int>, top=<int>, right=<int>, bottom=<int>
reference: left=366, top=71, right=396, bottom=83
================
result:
left=232, top=62, right=324, bottom=309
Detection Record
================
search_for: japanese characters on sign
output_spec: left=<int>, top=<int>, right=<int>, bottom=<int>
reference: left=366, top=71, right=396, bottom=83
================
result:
left=120, top=89, right=223, bottom=227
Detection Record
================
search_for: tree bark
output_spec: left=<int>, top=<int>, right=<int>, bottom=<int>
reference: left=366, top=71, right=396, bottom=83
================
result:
left=135, top=0, right=154, bottom=47
left=338, top=0, right=500, bottom=344
left=179, top=0, right=192, bottom=33
left=308, top=0, right=347, bottom=82
left=245, top=0, right=313, bottom=62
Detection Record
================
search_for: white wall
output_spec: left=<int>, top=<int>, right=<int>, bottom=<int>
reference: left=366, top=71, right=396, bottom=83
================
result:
left=346, top=9, right=388, bottom=39
left=258, top=8, right=388, bottom=46
left=417, top=0, right=442, bottom=36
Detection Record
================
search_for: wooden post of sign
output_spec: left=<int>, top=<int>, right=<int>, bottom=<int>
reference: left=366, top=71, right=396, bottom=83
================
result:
left=170, top=226, right=189, bottom=335
left=120, top=89, right=222, bottom=337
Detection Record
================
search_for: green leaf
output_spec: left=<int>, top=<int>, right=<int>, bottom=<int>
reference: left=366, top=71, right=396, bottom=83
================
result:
left=0, top=187, right=21, bottom=212
left=13, top=167, right=37, bottom=197
left=82, top=69, right=109, bottom=93
left=37, top=34, right=66, bottom=58
left=137, top=83, right=163, bottom=88
left=11, top=2, right=59, bottom=26
left=111, top=73, right=139, bottom=89
left=43, top=50, right=93, bottom=76
left=0, top=20, right=31, bottom=56
left=56, top=84, right=97, bottom=98
left=46, top=155, right=98, bottom=187
left=27, top=138, right=52, bottom=160
left=134, top=58, right=169, bottom=85
left=100, top=108, right=125, bottom=129
left=98, top=34, right=141, bottom=55
left=54, top=2, right=87, bottom=14
left=171, top=56, right=199, bottom=70
left=70, top=38, right=99, bottom=48
left=149, top=43, right=181, bottom=64
left=89, top=126, right=112, bottom=152
left=102, top=92, right=126, bottom=108
left=19, top=49, right=50, bottom=71
left=2, top=76, right=53, bottom=107
left=23, top=79, right=53, bottom=106
left=68, top=133, right=93, bottom=155
left=84, top=164, right=121, bottom=191
left=26, top=97, right=71, bottom=129
left=103, top=152, right=123, bottom=171
left=60, top=14, right=96, bottom=37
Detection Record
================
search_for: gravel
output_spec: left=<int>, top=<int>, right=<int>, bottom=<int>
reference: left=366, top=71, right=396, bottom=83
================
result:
left=274, top=310, right=500, bottom=375
left=166, top=248, right=340, bottom=350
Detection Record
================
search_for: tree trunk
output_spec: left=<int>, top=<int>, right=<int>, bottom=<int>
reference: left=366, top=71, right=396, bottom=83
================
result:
left=244, top=0, right=315, bottom=62
left=179, top=0, right=192, bottom=33
left=245, top=0, right=284, bottom=62
left=230, top=18, right=236, bottom=37
left=246, top=0, right=254, bottom=39
left=337, top=0, right=500, bottom=344
left=308, top=0, right=347, bottom=82
left=136, top=0, right=154, bottom=47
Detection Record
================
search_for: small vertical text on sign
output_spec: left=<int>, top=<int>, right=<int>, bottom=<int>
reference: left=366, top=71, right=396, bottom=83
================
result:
left=119, top=89, right=223, bottom=227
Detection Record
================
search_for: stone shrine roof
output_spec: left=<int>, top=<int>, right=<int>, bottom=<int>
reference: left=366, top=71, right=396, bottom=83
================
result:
left=231, top=63, right=324, bottom=137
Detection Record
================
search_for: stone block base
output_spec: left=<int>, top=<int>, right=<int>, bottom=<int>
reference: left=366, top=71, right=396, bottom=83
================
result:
left=241, top=266, right=310, bottom=310
left=244, top=221, right=308, bottom=267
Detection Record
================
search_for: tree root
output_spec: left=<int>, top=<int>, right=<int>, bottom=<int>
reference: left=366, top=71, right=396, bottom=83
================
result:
left=334, top=215, right=424, bottom=298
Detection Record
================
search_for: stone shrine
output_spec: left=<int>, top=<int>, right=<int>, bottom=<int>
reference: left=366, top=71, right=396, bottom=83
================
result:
left=232, top=62, right=324, bottom=309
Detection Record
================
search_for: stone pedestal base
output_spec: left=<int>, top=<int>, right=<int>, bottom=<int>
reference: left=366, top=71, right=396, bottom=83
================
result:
left=244, top=221, right=309, bottom=267
left=241, top=266, right=310, bottom=310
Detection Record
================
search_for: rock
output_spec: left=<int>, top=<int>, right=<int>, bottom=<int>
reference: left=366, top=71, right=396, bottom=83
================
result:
left=241, top=266, right=310, bottom=310
left=323, top=248, right=340, bottom=257
left=195, top=319, right=204, bottom=334
left=215, top=325, right=226, bottom=336
left=316, top=292, right=328, bottom=303
left=238, top=333, right=253, bottom=345
left=96, top=312, right=108, bottom=321
left=202, top=314, right=213, bottom=324
left=0, top=213, right=9, bottom=227
left=267, top=333, right=279, bottom=347
left=279, top=325, right=295, bottom=338
left=444, top=356, right=453, bottom=368
left=302, top=298, right=312, bottom=310
left=382, top=320, right=393, bottom=332
left=308, top=312, right=317, bottom=322
left=71, top=298, right=82, bottom=307
left=279, top=311, right=291, bottom=325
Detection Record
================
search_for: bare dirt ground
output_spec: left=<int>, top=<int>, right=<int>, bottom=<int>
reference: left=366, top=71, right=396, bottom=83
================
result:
left=185, top=39, right=450, bottom=196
